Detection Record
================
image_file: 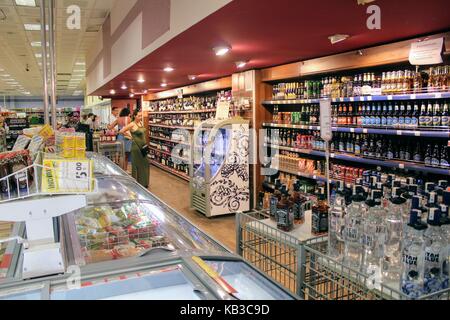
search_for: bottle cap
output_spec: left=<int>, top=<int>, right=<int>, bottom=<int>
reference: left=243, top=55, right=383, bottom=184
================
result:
left=408, top=209, right=421, bottom=226
left=440, top=204, right=449, bottom=218
left=427, top=207, right=441, bottom=226
left=408, top=184, right=418, bottom=195
left=366, top=199, right=376, bottom=208
left=425, top=182, right=435, bottom=193
left=411, top=196, right=421, bottom=210
left=407, top=177, right=416, bottom=185
left=393, top=180, right=402, bottom=188
left=438, top=180, right=448, bottom=189
left=376, top=182, right=383, bottom=190
left=372, top=190, right=382, bottom=200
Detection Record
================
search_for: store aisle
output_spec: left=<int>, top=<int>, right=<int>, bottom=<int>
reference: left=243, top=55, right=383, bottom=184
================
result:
left=148, top=166, right=236, bottom=252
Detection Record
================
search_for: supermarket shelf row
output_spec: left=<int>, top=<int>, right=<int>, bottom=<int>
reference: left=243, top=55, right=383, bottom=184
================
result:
left=262, top=91, right=450, bottom=105
left=148, top=147, right=189, bottom=162
left=148, top=159, right=190, bottom=181
left=265, top=143, right=450, bottom=176
left=149, top=135, right=191, bottom=147
left=149, top=123, right=195, bottom=131
left=262, top=123, right=450, bottom=138
left=148, top=108, right=216, bottom=115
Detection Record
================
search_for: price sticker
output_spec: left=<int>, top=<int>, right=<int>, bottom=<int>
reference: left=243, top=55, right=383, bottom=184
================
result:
left=330, top=153, right=336, bottom=158
left=397, top=130, right=403, bottom=136
left=399, top=163, right=405, bottom=169
left=410, top=94, right=417, bottom=100
left=435, top=93, right=442, bottom=99
left=313, top=175, right=317, bottom=179
left=388, top=95, right=393, bottom=100
left=332, top=99, right=337, bottom=103
left=367, top=96, right=372, bottom=101
left=363, top=129, right=368, bottom=134
left=350, top=97, right=355, bottom=102
left=360, top=97, right=365, bottom=102
left=350, top=128, right=355, bottom=133
left=414, top=131, right=421, bottom=137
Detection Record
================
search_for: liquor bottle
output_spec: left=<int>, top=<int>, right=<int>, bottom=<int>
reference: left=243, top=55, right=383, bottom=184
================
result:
left=398, top=103, right=406, bottom=128
left=431, top=144, right=441, bottom=167
left=424, top=144, right=432, bottom=166
left=343, top=186, right=367, bottom=269
left=441, top=101, right=449, bottom=127
left=311, top=187, right=329, bottom=235
left=441, top=145, right=449, bottom=168
left=404, top=102, right=412, bottom=128
left=401, top=209, right=427, bottom=299
left=432, top=102, right=440, bottom=127
left=426, top=101, right=434, bottom=127
left=277, top=186, right=294, bottom=232
left=291, top=180, right=306, bottom=225
left=423, top=208, right=448, bottom=293
left=392, top=102, right=400, bottom=128
left=339, top=133, right=346, bottom=152
left=375, top=103, right=382, bottom=127
left=381, top=103, right=387, bottom=127
left=375, top=135, right=383, bottom=159
left=329, top=181, right=347, bottom=261
left=346, top=133, right=354, bottom=153
left=269, top=180, right=282, bottom=220
left=411, top=102, right=419, bottom=128
left=387, top=103, right=394, bottom=127
left=382, top=187, right=405, bottom=282
left=361, top=190, right=386, bottom=286
left=419, top=102, right=427, bottom=127
left=354, top=134, right=361, bottom=156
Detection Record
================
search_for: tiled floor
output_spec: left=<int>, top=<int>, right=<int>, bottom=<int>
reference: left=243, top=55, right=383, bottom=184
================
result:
left=147, top=165, right=237, bottom=252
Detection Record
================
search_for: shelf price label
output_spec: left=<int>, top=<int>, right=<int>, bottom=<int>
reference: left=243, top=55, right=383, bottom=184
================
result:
left=320, top=99, right=332, bottom=142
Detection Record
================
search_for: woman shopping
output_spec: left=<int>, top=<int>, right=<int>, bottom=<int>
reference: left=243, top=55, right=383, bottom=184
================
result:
left=109, top=108, right=132, bottom=169
left=119, top=109, right=149, bottom=188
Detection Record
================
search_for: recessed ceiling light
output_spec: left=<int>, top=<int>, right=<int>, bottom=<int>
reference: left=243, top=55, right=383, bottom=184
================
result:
left=15, top=0, right=36, bottom=6
left=188, top=75, right=197, bottom=80
left=163, top=67, right=174, bottom=72
left=235, top=61, right=248, bottom=69
left=110, top=89, right=116, bottom=95
left=161, top=83, right=167, bottom=87
left=328, top=34, right=349, bottom=45
left=121, top=84, right=127, bottom=90
left=213, top=46, right=231, bottom=56
left=129, top=93, right=135, bottom=98
left=144, top=90, right=148, bottom=94
left=137, top=78, right=145, bottom=83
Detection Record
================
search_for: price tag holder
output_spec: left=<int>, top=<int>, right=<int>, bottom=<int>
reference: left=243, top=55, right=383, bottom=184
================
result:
left=330, top=153, right=336, bottom=158
left=320, top=100, right=332, bottom=142
left=388, top=95, right=393, bottom=101
left=414, top=131, right=421, bottom=137
left=363, top=129, right=368, bottom=134
left=410, top=94, right=417, bottom=100
left=350, top=128, right=355, bottom=133
left=350, top=97, right=355, bottom=102
left=399, top=163, right=405, bottom=169
left=367, top=96, right=372, bottom=101
left=397, top=130, right=403, bottom=136
left=435, top=93, right=442, bottom=99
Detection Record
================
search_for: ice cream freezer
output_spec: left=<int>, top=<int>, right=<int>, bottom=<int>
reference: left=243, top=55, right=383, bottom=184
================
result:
left=0, top=154, right=297, bottom=300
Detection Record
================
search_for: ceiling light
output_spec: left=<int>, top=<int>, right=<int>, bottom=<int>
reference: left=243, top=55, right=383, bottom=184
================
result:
left=24, top=24, right=43, bottom=31
left=121, top=84, right=127, bottom=90
left=15, top=0, right=36, bottom=6
left=73, top=69, right=85, bottom=73
left=0, top=74, right=10, bottom=77
left=163, top=67, right=174, bottom=72
left=188, top=75, right=197, bottom=80
left=235, top=61, right=248, bottom=68
left=161, top=83, right=167, bottom=87
left=129, top=93, right=135, bottom=98
left=109, top=89, right=116, bottom=95
left=328, top=34, right=349, bottom=45
left=137, top=78, right=145, bottom=83
left=143, top=90, right=148, bottom=94
left=213, top=46, right=231, bottom=56
left=35, top=53, right=42, bottom=58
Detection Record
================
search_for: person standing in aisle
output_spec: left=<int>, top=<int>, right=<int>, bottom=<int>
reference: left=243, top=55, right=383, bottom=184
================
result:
left=120, top=109, right=149, bottom=188
left=109, top=107, right=120, bottom=131
left=109, top=107, right=132, bottom=170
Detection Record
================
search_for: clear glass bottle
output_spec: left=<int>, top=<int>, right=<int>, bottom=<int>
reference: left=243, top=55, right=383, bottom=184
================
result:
left=328, top=181, right=347, bottom=261
left=361, top=190, right=386, bottom=288
left=401, top=209, right=427, bottom=299
left=382, top=187, right=405, bottom=282
left=343, top=186, right=368, bottom=269
left=423, top=207, right=448, bottom=294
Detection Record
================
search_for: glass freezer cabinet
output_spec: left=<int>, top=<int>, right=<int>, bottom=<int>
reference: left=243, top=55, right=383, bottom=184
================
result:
left=0, top=154, right=296, bottom=300
left=190, top=118, right=250, bottom=217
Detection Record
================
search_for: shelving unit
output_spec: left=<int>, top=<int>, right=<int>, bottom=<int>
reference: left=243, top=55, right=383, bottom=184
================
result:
left=144, top=76, right=232, bottom=181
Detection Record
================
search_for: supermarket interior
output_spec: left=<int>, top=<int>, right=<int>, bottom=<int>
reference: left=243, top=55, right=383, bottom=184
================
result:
left=0, top=0, right=449, bottom=302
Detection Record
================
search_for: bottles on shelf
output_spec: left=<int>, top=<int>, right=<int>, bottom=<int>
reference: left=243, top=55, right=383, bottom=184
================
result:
left=327, top=174, right=449, bottom=298
left=273, top=104, right=319, bottom=125
left=148, top=151, right=189, bottom=176
left=265, top=128, right=325, bottom=151
left=330, top=133, right=449, bottom=168
left=271, top=151, right=325, bottom=177
left=271, top=65, right=450, bottom=100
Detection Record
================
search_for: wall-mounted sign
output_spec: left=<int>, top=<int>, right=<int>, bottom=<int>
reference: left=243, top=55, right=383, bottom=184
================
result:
left=409, top=37, right=444, bottom=66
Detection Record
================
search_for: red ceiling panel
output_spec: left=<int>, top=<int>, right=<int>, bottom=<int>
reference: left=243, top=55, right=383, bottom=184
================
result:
left=95, top=0, right=450, bottom=97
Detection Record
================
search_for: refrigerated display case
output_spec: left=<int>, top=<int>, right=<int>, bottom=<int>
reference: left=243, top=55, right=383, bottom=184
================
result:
left=0, top=154, right=296, bottom=300
left=190, top=118, right=250, bottom=217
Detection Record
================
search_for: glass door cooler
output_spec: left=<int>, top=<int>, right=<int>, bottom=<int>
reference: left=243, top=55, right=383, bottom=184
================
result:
left=0, top=154, right=296, bottom=300
left=190, top=118, right=250, bottom=217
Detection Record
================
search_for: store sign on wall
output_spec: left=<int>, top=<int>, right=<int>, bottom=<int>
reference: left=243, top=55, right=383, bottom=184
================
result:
left=409, top=37, right=444, bottom=66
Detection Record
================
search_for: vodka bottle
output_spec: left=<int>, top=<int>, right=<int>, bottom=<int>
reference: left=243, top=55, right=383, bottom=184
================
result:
left=382, top=187, right=405, bottom=282
left=401, top=209, right=427, bottom=299
left=328, top=181, right=347, bottom=261
left=343, top=186, right=368, bottom=269
left=440, top=191, right=450, bottom=290
left=423, top=207, right=448, bottom=293
left=362, top=190, right=386, bottom=288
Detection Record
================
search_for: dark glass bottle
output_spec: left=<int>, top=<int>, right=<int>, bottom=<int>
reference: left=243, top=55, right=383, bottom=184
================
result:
left=312, top=187, right=329, bottom=235
left=413, top=142, right=422, bottom=162
left=269, top=179, right=282, bottom=220
left=441, top=145, right=449, bottom=168
left=424, top=144, right=433, bottom=166
left=277, top=186, right=294, bottom=232
left=431, top=144, right=440, bottom=167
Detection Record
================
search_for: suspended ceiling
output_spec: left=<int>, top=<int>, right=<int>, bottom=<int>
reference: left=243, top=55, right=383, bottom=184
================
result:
left=0, top=0, right=116, bottom=97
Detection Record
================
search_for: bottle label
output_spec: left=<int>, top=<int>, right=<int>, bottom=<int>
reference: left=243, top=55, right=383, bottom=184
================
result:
left=355, top=145, right=361, bottom=155
left=441, top=159, right=449, bottom=167
left=411, top=117, right=418, bottom=126
left=387, top=116, right=393, bottom=126
left=402, top=253, right=418, bottom=266
left=270, top=197, right=278, bottom=218
left=431, top=158, right=440, bottom=167
left=399, top=117, right=405, bottom=126
left=404, top=117, right=411, bottom=126
left=392, top=117, right=399, bottom=126
left=381, top=117, right=387, bottom=126
left=419, top=116, right=427, bottom=126
left=346, top=227, right=359, bottom=241
left=425, top=250, right=440, bottom=263
left=387, top=152, right=394, bottom=159
left=441, top=116, right=449, bottom=126
left=433, top=116, right=441, bottom=126
left=424, top=116, right=433, bottom=126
